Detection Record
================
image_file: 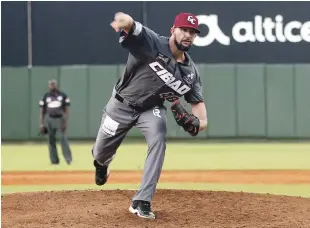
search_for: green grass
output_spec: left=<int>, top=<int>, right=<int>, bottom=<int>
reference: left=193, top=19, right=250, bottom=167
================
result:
left=2, top=142, right=309, bottom=197
left=1, top=142, right=310, bottom=171
left=2, top=183, right=309, bottom=198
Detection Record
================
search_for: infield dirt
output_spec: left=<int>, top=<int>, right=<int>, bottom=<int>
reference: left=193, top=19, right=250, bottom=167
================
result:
left=2, top=170, right=310, bottom=228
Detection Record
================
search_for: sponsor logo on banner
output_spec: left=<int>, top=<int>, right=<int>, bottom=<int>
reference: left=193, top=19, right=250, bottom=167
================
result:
left=194, top=14, right=310, bottom=46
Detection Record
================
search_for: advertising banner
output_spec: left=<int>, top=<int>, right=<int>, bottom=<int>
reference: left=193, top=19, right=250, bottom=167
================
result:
left=147, top=2, right=310, bottom=63
left=2, top=2, right=309, bottom=65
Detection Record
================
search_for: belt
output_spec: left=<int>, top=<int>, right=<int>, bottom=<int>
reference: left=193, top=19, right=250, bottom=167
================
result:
left=49, top=114, right=63, bottom=118
left=114, top=93, right=149, bottom=112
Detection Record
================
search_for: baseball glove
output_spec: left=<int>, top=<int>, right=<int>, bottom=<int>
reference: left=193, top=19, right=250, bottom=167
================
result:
left=38, top=126, right=48, bottom=136
left=170, top=100, right=200, bottom=136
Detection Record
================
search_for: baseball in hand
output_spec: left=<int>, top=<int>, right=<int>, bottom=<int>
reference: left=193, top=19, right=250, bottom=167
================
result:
left=110, top=12, right=133, bottom=32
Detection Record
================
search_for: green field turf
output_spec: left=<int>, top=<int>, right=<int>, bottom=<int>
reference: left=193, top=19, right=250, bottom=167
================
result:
left=1, top=142, right=310, bottom=171
left=2, top=142, right=309, bottom=197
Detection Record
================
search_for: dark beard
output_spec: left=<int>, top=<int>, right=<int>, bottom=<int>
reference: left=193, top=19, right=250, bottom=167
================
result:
left=174, top=38, right=191, bottom=52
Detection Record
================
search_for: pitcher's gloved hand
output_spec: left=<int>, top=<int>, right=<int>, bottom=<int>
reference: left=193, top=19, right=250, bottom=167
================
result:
left=170, top=100, right=200, bottom=136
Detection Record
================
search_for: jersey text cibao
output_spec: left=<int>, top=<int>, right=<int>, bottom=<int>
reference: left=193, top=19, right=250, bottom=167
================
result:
left=149, top=62, right=190, bottom=95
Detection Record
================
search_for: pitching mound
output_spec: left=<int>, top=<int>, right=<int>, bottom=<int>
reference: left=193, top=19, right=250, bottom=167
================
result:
left=2, top=189, right=310, bottom=228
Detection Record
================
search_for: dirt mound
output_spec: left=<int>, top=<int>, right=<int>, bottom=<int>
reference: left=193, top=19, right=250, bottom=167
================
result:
left=2, top=189, right=310, bottom=228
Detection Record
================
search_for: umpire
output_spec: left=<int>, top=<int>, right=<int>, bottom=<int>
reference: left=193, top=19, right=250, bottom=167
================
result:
left=39, top=79, right=72, bottom=165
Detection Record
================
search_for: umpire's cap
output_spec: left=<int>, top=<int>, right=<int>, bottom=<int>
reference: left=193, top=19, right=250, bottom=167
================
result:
left=173, top=13, right=200, bottom=33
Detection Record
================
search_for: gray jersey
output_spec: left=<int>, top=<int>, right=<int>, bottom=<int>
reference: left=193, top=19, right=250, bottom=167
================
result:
left=115, top=21, right=203, bottom=109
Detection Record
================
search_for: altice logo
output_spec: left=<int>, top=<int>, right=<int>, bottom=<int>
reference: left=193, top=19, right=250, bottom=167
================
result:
left=194, top=14, right=310, bottom=46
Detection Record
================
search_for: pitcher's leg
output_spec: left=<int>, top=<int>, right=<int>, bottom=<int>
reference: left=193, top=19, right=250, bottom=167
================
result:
left=92, top=112, right=131, bottom=166
left=92, top=94, right=139, bottom=186
left=92, top=111, right=133, bottom=185
left=133, top=106, right=167, bottom=202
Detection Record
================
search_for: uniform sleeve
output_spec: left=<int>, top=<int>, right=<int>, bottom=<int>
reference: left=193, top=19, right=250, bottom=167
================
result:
left=119, top=21, right=159, bottom=59
left=39, top=94, right=46, bottom=108
left=184, top=75, right=204, bottom=104
left=63, top=93, right=70, bottom=106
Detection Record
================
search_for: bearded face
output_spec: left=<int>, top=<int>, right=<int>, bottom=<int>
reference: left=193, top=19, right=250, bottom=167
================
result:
left=172, top=27, right=197, bottom=52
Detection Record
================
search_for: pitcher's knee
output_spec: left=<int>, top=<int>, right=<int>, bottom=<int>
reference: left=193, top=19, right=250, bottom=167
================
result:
left=148, top=134, right=166, bottom=151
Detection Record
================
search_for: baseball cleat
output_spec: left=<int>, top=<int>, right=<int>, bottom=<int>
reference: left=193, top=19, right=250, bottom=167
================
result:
left=93, top=160, right=110, bottom=186
left=129, top=200, right=156, bottom=219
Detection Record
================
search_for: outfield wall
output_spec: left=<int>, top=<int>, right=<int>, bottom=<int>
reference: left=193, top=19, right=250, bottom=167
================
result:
left=2, top=64, right=310, bottom=140
left=2, top=2, right=310, bottom=140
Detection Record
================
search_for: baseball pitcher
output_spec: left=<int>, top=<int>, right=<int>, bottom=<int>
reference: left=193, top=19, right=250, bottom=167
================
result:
left=91, top=12, right=208, bottom=219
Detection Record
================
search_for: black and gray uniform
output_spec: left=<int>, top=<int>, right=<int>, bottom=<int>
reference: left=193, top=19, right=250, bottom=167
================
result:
left=92, top=21, right=203, bottom=202
left=39, top=90, right=72, bottom=164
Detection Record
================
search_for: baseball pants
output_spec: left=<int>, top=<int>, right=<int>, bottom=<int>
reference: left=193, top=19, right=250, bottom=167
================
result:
left=92, top=91, right=167, bottom=202
left=44, top=115, right=72, bottom=164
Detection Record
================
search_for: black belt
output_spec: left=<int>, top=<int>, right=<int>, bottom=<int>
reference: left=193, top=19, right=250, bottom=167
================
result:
left=49, top=114, right=63, bottom=118
left=114, top=93, right=151, bottom=112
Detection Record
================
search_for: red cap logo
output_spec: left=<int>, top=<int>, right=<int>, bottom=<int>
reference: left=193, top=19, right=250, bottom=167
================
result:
left=173, top=13, right=200, bottom=33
